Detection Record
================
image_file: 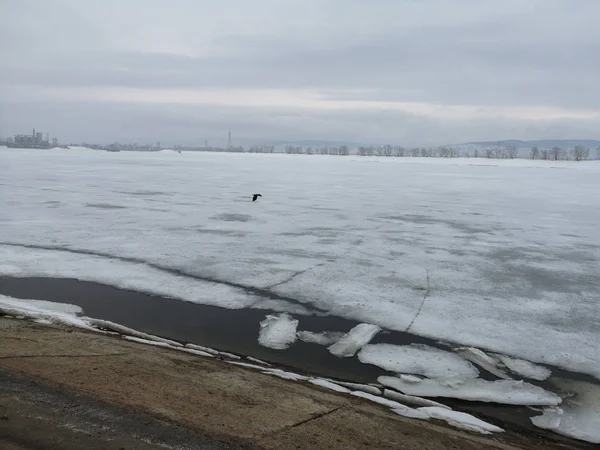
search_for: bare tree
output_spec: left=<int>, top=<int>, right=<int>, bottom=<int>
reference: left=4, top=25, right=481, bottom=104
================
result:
left=550, top=147, right=565, bottom=161
left=305, top=147, right=313, bottom=155
left=540, top=149, right=549, bottom=160
left=473, top=149, right=480, bottom=158
left=571, top=145, right=589, bottom=161
left=485, top=148, right=495, bottom=158
left=507, top=145, right=518, bottom=159
left=394, top=146, right=405, bottom=157
left=438, top=147, right=450, bottom=158
left=530, top=146, right=539, bottom=159
left=410, top=148, right=420, bottom=157
left=339, top=145, right=349, bottom=156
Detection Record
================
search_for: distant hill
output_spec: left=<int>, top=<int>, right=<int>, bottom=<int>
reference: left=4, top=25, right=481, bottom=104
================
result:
left=460, top=139, right=600, bottom=149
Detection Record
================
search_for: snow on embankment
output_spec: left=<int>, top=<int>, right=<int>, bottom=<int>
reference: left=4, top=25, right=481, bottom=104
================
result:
left=0, top=294, right=506, bottom=436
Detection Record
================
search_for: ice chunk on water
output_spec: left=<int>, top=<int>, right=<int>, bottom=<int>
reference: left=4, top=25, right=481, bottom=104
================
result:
left=358, top=343, right=479, bottom=379
left=379, top=376, right=561, bottom=406
left=384, top=389, right=451, bottom=409
left=309, top=378, right=352, bottom=393
left=530, top=407, right=563, bottom=430
left=297, top=330, right=345, bottom=346
left=494, top=354, right=552, bottom=381
left=455, top=347, right=511, bottom=379
left=530, top=379, right=600, bottom=444
left=258, top=313, right=299, bottom=350
left=418, top=407, right=504, bottom=434
left=327, top=323, right=381, bottom=357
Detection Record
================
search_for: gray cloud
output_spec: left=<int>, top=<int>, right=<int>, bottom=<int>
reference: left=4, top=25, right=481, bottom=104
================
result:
left=1, top=0, right=599, bottom=145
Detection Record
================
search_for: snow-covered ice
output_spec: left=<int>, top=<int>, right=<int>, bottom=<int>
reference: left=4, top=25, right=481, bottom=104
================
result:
left=494, top=354, right=552, bottom=381
left=328, top=323, right=381, bottom=357
left=297, top=330, right=345, bottom=345
left=358, top=343, right=479, bottom=379
left=1, top=149, right=599, bottom=378
left=418, top=407, right=504, bottom=434
left=258, top=313, right=299, bottom=350
left=378, top=376, right=562, bottom=406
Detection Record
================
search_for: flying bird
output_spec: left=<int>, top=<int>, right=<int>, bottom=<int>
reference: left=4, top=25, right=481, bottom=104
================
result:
left=252, top=194, right=262, bottom=202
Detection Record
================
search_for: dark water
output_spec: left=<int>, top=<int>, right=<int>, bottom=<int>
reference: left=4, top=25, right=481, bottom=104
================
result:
left=1, top=276, right=597, bottom=446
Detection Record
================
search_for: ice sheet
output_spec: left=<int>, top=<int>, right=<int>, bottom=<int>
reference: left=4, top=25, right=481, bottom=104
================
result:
left=494, top=354, right=552, bottom=381
left=378, top=376, right=562, bottom=406
left=1, top=149, right=599, bottom=379
left=0, top=245, right=259, bottom=310
left=258, top=313, right=299, bottom=350
left=418, top=407, right=504, bottom=434
left=328, top=323, right=381, bottom=357
left=358, top=343, right=479, bottom=379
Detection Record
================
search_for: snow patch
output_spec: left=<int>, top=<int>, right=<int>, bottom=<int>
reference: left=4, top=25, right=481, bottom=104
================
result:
left=351, top=391, right=429, bottom=419
left=0, top=295, right=95, bottom=331
left=359, top=343, right=479, bottom=379
left=331, top=381, right=381, bottom=395
left=384, top=389, right=451, bottom=409
left=258, top=313, right=299, bottom=350
left=309, top=378, right=352, bottom=393
left=261, top=368, right=309, bottom=381
left=378, top=376, right=561, bottom=406
left=328, top=323, right=380, bottom=357
left=246, top=356, right=271, bottom=366
left=184, top=343, right=219, bottom=355
left=89, top=319, right=183, bottom=347
left=418, top=407, right=504, bottom=434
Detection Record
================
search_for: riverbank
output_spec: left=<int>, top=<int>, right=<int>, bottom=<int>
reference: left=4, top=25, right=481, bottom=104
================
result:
left=0, top=317, right=590, bottom=449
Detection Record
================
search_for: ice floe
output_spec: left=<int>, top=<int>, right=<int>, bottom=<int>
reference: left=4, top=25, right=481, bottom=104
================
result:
left=378, top=376, right=562, bottom=406
left=359, top=343, right=479, bottom=379
left=328, top=323, right=381, bottom=357
left=258, top=313, right=299, bottom=350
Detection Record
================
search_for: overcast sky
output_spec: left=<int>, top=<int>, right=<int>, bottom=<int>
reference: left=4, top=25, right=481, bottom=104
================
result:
left=1, top=0, right=599, bottom=147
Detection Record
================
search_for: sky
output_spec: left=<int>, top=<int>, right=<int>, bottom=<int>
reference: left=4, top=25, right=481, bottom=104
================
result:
left=1, top=0, right=599, bottom=147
